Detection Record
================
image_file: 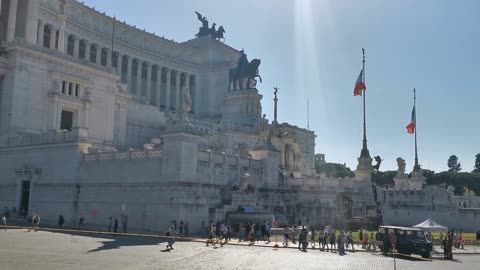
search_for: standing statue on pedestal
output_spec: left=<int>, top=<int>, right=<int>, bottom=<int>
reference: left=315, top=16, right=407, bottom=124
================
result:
left=229, top=49, right=262, bottom=90
left=396, top=157, right=406, bottom=176
left=194, top=11, right=226, bottom=41
left=180, top=87, right=192, bottom=117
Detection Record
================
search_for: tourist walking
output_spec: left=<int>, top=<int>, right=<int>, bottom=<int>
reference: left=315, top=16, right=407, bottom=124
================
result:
left=58, top=214, right=64, bottom=228
left=184, top=222, right=189, bottom=237
left=310, top=228, right=316, bottom=249
left=78, top=215, right=85, bottom=229
left=206, top=223, right=216, bottom=247
left=108, top=217, right=112, bottom=232
left=330, top=230, right=336, bottom=252
left=113, top=218, right=118, bottom=234
left=359, top=228, right=363, bottom=248
left=166, top=226, right=176, bottom=250
left=32, top=213, right=40, bottom=231
left=238, top=222, right=245, bottom=241
left=2, top=212, right=6, bottom=231
left=337, top=232, right=346, bottom=255
left=248, top=223, right=256, bottom=244
left=265, top=222, right=271, bottom=244
left=346, top=231, right=354, bottom=250
left=318, top=229, right=324, bottom=250
left=283, top=226, right=290, bottom=247
left=179, top=220, right=184, bottom=236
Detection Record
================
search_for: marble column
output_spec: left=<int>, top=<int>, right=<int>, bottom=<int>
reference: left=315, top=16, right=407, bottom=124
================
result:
left=146, top=62, right=152, bottom=103
left=49, top=26, right=57, bottom=49
left=126, top=56, right=132, bottom=91
left=6, top=0, right=18, bottom=42
left=194, top=75, right=200, bottom=114
left=37, top=20, right=45, bottom=46
left=156, top=67, right=162, bottom=107
left=116, top=53, right=123, bottom=75
left=185, top=74, right=191, bottom=112
left=25, top=0, right=40, bottom=44
left=64, top=33, right=69, bottom=53
left=84, top=41, right=91, bottom=60
left=95, top=45, right=101, bottom=64
left=106, top=48, right=112, bottom=67
left=186, top=73, right=191, bottom=90
left=136, top=60, right=142, bottom=96
left=73, top=36, right=80, bottom=58
left=175, top=71, right=181, bottom=110
left=57, top=15, right=66, bottom=53
left=165, top=69, right=171, bottom=110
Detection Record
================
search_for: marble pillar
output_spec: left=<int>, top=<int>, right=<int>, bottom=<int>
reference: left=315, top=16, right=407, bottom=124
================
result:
left=37, top=20, right=44, bottom=46
left=146, top=62, right=152, bottom=102
left=95, top=45, right=101, bottom=64
left=156, top=67, right=162, bottom=107
left=6, top=0, right=18, bottom=42
left=84, top=41, right=91, bottom=60
left=49, top=26, right=56, bottom=49
left=126, top=56, right=132, bottom=92
left=57, top=15, right=66, bottom=52
left=73, top=36, right=80, bottom=58
left=106, top=49, right=112, bottom=67
left=116, top=53, right=123, bottom=75
left=165, top=69, right=171, bottom=110
left=175, top=71, right=181, bottom=110
left=136, top=60, right=142, bottom=95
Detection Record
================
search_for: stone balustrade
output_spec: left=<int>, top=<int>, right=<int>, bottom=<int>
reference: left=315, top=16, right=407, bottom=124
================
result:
left=0, top=127, right=88, bottom=149
left=83, top=148, right=162, bottom=161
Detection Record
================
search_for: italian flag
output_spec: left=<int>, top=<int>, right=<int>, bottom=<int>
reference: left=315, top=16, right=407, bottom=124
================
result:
left=406, top=105, right=416, bottom=134
left=353, top=68, right=366, bottom=96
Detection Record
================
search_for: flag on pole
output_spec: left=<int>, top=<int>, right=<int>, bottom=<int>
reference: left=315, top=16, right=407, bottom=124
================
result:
left=353, top=68, right=366, bottom=96
left=406, top=105, right=416, bottom=134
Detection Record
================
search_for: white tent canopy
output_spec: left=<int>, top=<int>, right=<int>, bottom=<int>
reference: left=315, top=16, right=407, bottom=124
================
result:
left=413, top=218, right=448, bottom=232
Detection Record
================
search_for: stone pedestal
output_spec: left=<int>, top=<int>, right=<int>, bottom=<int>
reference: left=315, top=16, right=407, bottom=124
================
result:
left=249, top=143, right=280, bottom=188
left=409, top=170, right=425, bottom=190
left=354, top=156, right=373, bottom=181
left=219, top=88, right=263, bottom=135
left=162, top=132, right=202, bottom=182
left=394, top=174, right=409, bottom=189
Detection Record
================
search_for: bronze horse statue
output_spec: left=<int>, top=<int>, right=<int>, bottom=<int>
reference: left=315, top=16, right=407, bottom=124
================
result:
left=212, top=26, right=225, bottom=42
left=229, top=59, right=262, bottom=89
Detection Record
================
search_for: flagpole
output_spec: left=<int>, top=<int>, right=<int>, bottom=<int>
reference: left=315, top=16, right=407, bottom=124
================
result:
left=413, top=88, right=420, bottom=171
left=361, top=48, right=370, bottom=158
left=307, top=98, right=310, bottom=130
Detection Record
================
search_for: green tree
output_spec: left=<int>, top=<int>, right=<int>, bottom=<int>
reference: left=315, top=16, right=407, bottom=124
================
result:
left=447, top=155, right=462, bottom=173
left=315, top=162, right=354, bottom=178
left=371, top=170, right=396, bottom=187
left=473, top=153, right=480, bottom=173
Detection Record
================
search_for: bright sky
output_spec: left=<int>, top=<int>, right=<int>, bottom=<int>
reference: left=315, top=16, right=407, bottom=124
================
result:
left=83, top=0, right=480, bottom=173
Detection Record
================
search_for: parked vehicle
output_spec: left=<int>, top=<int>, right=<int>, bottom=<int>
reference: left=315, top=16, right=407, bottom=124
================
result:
left=376, top=225, right=432, bottom=258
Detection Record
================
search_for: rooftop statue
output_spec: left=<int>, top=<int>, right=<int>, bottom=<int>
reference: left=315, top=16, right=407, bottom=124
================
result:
left=194, top=11, right=225, bottom=41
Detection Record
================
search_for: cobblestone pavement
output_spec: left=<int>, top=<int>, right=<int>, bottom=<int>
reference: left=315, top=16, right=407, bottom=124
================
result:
left=0, top=229, right=479, bottom=270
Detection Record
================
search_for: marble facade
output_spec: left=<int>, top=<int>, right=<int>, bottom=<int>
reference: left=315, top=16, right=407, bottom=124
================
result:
left=2, top=0, right=452, bottom=233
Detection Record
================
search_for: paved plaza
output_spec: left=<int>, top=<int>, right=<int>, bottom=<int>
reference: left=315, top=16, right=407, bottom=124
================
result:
left=0, top=229, right=479, bottom=270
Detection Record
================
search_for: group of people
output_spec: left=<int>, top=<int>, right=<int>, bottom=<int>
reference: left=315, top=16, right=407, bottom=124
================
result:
left=169, top=220, right=190, bottom=237
left=441, top=231, right=456, bottom=260
left=206, top=221, right=233, bottom=247
left=281, top=225, right=353, bottom=255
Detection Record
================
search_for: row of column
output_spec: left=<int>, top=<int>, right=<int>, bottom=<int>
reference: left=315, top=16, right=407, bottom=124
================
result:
left=37, top=19, right=65, bottom=52
left=61, top=31, right=197, bottom=112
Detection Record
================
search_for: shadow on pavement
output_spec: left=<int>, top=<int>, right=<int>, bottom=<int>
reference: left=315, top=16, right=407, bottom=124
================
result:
left=86, top=236, right=170, bottom=253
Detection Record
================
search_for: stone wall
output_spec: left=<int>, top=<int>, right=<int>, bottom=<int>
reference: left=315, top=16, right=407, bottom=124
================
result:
left=378, top=186, right=480, bottom=231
